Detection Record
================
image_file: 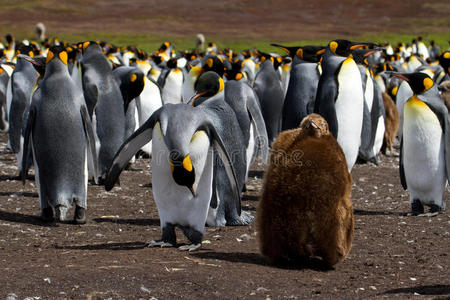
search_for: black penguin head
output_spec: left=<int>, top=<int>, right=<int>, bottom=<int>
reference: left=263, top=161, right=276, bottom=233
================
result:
left=169, top=151, right=196, bottom=196
left=5, top=34, right=13, bottom=46
left=20, top=55, right=47, bottom=78
left=297, top=46, right=326, bottom=63
left=16, top=44, right=35, bottom=59
left=202, top=55, right=225, bottom=77
left=439, top=51, right=450, bottom=75
left=350, top=48, right=378, bottom=65
left=394, top=72, right=434, bottom=95
left=224, top=69, right=245, bottom=81
left=258, top=52, right=283, bottom=70
left=166, top=58, right=178, bottom=69
left=159, top=41, right=171, bottom=52
left=191, top=71, right=224, bottom=105
left=329, top=40, right=378, bottom=57
left=46, top=45, right=68, bottom=66
left=80, top=41, right=101, bottom=54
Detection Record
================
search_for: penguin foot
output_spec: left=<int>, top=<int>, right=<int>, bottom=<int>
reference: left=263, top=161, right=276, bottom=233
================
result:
left=40, top=207, right=54, bottom=222
left=418, top=204, right=443, bottom=217
left=178, top=243, right=201, bottom=252
left=226, top=211, right=254, bottom=226
left=73, top=206, right=86, bottom=224
left=408, top=199, right=424, bottom=216
left=54, top=205, right=69, bottom=221
left=147, top=240, right=175, bottom=248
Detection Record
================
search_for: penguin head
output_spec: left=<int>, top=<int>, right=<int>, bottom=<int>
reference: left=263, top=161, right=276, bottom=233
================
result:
left=439, top=51, right=450, bottom=75
left=19, top=55, right=47, bottom=78
left=350, top=48, right=379, bottom=65
left=202, top=55, right=225, bottom=77
left=258, top=52, right=283, bottom=70
left=328, top=40, right=377, bottom=57
left=191, top=71, right=224, bottom=105
left=169, top=150, right=196, bottom=196
left=394, top=72, right=434, bottom=95
left=80, top=41, right=101, bottom=54
left=46, top=45, right=68, bottom=66
left=16, top=44, right=35, bottom=59
left=224, top=69, right=245, bottom=81
left=298, top=46, right=326, bottom=63
left=300, top=114, right=330, bottom=138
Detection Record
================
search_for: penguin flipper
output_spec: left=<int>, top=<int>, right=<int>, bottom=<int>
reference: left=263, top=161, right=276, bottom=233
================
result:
left=80, top=105, right=99, bottom=184
left=399, top=138, right=407, bottom=190
left=82, top=81, right=98, bottom=117
left=207, top=123, right=241, bottom=216
left=104, top=108, right=161, bottom=191
left=246, top=90, right=269, bottom=162
left=21, top=106, right=35, bottom=185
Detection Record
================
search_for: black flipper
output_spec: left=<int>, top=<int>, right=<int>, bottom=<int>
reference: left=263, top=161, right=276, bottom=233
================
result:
left=246, top=88, right=269, bottom=162
left=21, top=106, right=35, bottom=185
left=207, top=122, right=241, bottom=216
left=399, top=137, right=407, bottom=190
left=104, top=108, right=161, bottom=191
left=80, top=105, right=99, bottom=184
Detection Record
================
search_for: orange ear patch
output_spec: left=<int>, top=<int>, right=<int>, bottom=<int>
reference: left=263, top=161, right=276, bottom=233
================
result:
left=46, top=50, right=54, bottom=64
left=423, top=77, right=434, bottom=92
left=130, top=73, right=137, bottom=82
left=58, top=51, right=68, bottom=65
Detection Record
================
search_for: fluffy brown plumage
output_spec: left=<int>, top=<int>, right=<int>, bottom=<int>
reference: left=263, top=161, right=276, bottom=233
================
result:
left=438, top=81, right=450, bottom=112
left=381, top=92, right=399, bottom=155
left=257, top=114, right=353, bottom=267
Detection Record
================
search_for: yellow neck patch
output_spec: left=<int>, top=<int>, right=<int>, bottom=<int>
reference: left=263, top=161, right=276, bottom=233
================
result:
left=329, top=41, right=338, bottom=55
left=391, top=86, right=398, bottom=96
left=423, top=77, right=434, bottom=92
left=183, top=155, right=193, bottom=172
left=408, top=95, right=427, bottom=108
left=218, top=77, right=224, bottom=92
left=58, top=51, right=68, bottom=65
left=235, top=72, right=243, bottom=80
left=46, top=50, right=54, bottom=63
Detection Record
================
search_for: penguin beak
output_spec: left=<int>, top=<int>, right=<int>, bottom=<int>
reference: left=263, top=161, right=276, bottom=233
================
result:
left=189, top=186, right=197, bottom=198
left=188, top=91, right=208, bottom=106
left=393, top=73, right=409, bottom=82
left=363, top=50, right=378, bottom=57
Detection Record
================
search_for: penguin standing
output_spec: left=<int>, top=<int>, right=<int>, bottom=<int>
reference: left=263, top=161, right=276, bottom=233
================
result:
left=8, top=45, right=39, bottom=175
left=0, top=65, right=11, bottom=131
left=22, top=46, right=98, bottom=223
left=105, top=102, right=245, bottom=251
left=314, top=40, right=374, bottom=171
left=271, top=44, right=324, bottom=131
left=80, top=41, right=126, bottom=180
left=396, top=72, right=449, bottom=215
left=381, top=92, right=400, bottom=156
left=253, top=54, right=284, bottom=145
left=157, top=58, right=184, bottom=104
left=257, top=114, right=353, bottom=266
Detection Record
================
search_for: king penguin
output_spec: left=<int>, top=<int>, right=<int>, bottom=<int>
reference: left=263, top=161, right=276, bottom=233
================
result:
left=0, top=65, right=11, bottom=131
left=158, top=58, right=184, bottom=104
left=396, top=72, right=449, bottom=216
left=8, top=44, right=39, bottom=176
left=104, top=101, right=245, bottom=251
left=253, top=53, right=284, bottom=145
left=314, top=40, right=375, bottom=171
left=80, top=41, right=126, bottom=181
left=257, top=114, right=353, bottom=266
left=22, top=46, right=98, bottom=223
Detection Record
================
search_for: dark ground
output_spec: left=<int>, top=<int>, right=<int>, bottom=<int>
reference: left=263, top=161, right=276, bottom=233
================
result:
left=0, top=130, right=448, bottom=299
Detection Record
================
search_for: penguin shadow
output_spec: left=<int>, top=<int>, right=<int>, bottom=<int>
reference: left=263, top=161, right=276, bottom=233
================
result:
left=248, top=170, right=264, bottom=179
left=242, top=194, right=259, bottom=202
left=354, top=209, right=406, bottom=216
left=190, top=252, right=333, bottom=271
left=0, top=174, right=34, bottom=182
left=54, top=241, right=147, bottom=251
left=139, top=183, right=152, bottom=188
left=92, top=217, right=160, bottom=226
left=0, top=191, right=39, bottom=198
left=0, top=210, right=57, bottom=227
left=383, top=284, right=450, bottom=297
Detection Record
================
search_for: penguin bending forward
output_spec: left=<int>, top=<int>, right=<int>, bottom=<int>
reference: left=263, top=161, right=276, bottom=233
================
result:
left=104, top=103, right=246, bottom=251
left=257, top=114, right=353, bottom=267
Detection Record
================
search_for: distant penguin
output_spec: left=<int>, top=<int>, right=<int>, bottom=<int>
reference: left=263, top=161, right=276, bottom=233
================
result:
left=381, top=92, right=400, bottom=155
left=35, top=23, right=46, bottom=41
left=314, top=40, right=374, bottom=171
left=195, top=33, right=205, bottom=52
left=80, top=41, right=126, bottom=180
left=22, top=46, right=98, bottom=223
left=8, top=45, right=39, bottom=175
left=104, top=102, right=245, bottom=251
left=253, top=54, right=284, bottom=145
left=158, top=58, right=184, bottom=104
left=257, top=114, right=353, bottom=266
left=396, top=72, right=449, bottom=215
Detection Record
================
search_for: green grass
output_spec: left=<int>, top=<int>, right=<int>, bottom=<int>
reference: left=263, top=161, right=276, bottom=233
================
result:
left=7, top=29, right=450, bottom=55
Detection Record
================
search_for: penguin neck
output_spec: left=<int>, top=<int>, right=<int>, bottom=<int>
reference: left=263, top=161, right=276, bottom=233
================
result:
left=44, top=62, right=69, bottom=79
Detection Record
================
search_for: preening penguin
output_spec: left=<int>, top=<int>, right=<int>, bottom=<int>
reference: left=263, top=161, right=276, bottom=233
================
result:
left=104, top=103, right=244, bottom=251
left=22, top=46, right=98, bottom=223
left=396, top=72, right=449, bottom=216
left=257, top=114, right=353, bottom=267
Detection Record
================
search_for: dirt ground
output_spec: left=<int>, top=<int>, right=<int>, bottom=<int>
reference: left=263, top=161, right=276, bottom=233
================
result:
left=0, top=128, right=449, bottom=299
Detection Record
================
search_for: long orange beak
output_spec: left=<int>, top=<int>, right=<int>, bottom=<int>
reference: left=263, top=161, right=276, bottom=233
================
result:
left=189, top=91, right=208, bottom=106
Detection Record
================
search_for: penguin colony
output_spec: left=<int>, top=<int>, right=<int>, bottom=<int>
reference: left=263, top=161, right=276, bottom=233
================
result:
left=0, top=31, right=448, bottom=266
